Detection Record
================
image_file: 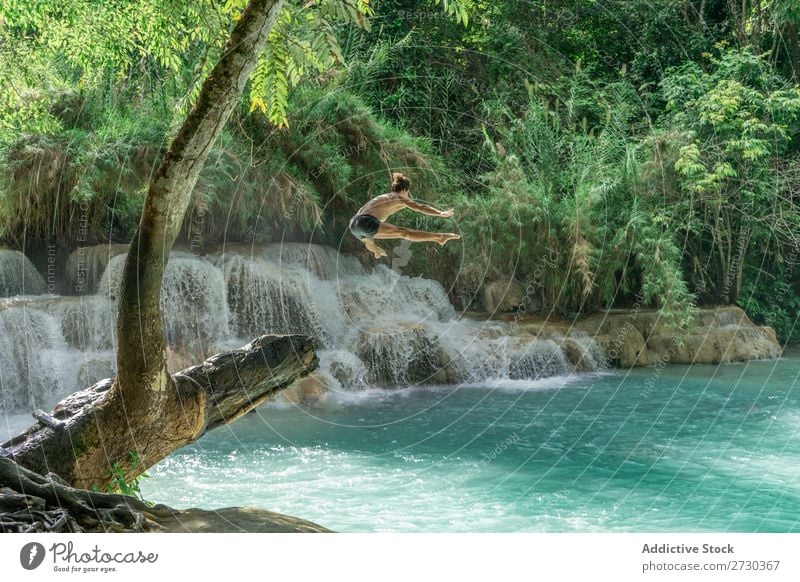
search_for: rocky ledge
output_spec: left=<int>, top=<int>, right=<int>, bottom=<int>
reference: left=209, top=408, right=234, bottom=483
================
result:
left=580, top=305, right=780, bottom=367
left=497, top=305, right=781, bottom=368
left=279, top=305, right=782, bottom=401
left=479, top=279, right=781, bottom=367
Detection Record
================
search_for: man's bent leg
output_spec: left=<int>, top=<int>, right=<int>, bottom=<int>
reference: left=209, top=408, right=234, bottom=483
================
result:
left=363, top=237, right=388, bottom=258
left=375, top=222, right=460, bottom=245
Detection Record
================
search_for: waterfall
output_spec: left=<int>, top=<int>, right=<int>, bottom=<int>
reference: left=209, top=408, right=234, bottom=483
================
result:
left=0, top=243, right=606, bottom=416
left=99, top=252, right=232, bottom=358
left=212, top=253, right=328, bottom=345
left=65, top=243, right=129, bottom=294
left=356, top=323, right=446, bottom=385
left=0, top=249, right=47, bottom=297
left=0, top=296, right=117, bottom=416
left=263, top=242, right=365, bottom=280
left=0, top=305, right=72, bottom=414
left=46, top=296, right=116, bottom=351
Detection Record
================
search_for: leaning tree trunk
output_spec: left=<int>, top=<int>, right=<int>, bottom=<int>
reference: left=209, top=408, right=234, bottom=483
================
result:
left=117, top=0, right=283, bottom=410
left=3, top=0, right=287, bottom=488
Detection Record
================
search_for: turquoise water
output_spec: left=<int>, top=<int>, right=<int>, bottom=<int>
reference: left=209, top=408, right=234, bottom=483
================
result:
left=142, top=354, right=800, bottom=532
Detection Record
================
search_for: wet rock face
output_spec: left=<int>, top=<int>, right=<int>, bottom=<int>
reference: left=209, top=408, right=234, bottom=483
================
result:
left=356, top=324, right=446, bottom=386
left=211, top=253, right=328, bottom=346
left=65, top=244, right=129, bottom=295
left=278, top=374, right=328, bottom=404
left=507, top=338, right=569, bottom=380
left=561, top=337, right=599, bottom=372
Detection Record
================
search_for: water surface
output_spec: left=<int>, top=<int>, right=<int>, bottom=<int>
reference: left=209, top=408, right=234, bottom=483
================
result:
left=142, top=353, right=800, bottom=532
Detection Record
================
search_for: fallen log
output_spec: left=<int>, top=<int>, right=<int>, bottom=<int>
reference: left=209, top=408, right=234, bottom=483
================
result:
left=1, top=334, right=316, bottom=489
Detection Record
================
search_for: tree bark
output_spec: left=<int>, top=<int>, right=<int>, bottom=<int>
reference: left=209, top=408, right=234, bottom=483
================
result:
left=116, top=0, right=283, bottom=412
left=1, top=334, right=316, bottom=488
left=9, top=0, right=287, bottom=488
left=0, top=454, right=329, bottom=533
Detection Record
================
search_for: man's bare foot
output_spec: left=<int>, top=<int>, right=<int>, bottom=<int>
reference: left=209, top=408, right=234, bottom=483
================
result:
left=371, top=247, right=388, bottom=259
left=437, top=233, right=461, bottom=246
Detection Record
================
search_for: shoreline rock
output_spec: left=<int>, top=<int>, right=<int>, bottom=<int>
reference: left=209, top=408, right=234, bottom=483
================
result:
left=583, top=306, right=781, bottom=367
left=278, top=305, right=782, bottom=400
left=492, top=305, right=782, bottom=368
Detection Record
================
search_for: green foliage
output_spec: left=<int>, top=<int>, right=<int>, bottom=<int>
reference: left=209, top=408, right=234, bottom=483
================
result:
left=249, top=1, right=374, bottom=127
left=434, top=0, right=469, bottom=26
left=0, top=84, right=169, bottom=245
left=740, top=273, right=800, bottom=344
left=0, top=0, right=374, bottom=131
left=450, top=78, right=696, bottom=326
left=107, top=452, right=150, bottom=501
left=270, top=85, right=456, bottom=223
left=662, top=49, right=800, bottom=314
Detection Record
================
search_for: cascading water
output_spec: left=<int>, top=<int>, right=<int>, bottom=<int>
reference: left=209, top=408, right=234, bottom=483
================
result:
left=99, top=252, right=232, bottom=359
left=0, top=249, right=47, bottom=296
left=0, top=305, right=71, bottom=414
left=0, top=294, right=118, bottom=429
left=207, top=243, right=603, bottom=389
left=214, top=253, right=328, bottom=344
left=65, top=243, right=128, bottom=294
left=0, top=242, right=605, bottom=433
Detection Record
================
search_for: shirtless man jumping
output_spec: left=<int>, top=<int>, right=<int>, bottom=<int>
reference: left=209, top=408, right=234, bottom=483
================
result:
left=349, top=172, right=460, bottom=258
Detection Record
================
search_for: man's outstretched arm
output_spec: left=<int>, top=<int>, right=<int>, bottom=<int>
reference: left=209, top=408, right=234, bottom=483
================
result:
left=403, top=199, right=454, bottom=217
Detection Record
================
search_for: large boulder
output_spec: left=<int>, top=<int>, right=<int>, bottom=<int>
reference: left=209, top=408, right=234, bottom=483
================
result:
left=590, top=326, right=650, bottom=368
left=481, top=279, right=526, bottom=314
left=643, top=325, right=780, bottom=365
left=561, top=336, right=605, bottom=372
left=153, top=507, right=330, bottom=533
left=278, top=373, right=329, bottom=404
left=356, top=323, right=454, bottom=385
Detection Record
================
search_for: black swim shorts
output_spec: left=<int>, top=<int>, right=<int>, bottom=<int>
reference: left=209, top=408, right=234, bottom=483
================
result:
left=349, top=214, right=381, bottom=240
